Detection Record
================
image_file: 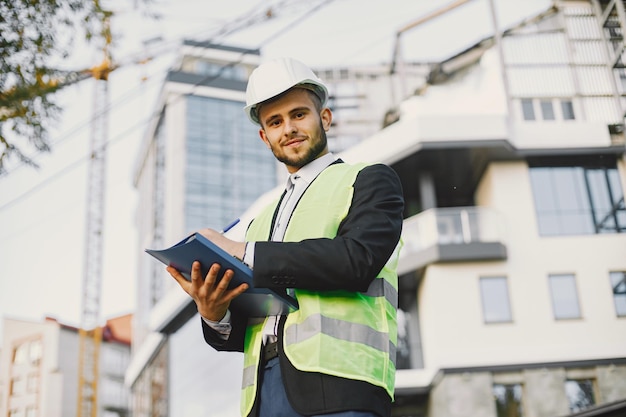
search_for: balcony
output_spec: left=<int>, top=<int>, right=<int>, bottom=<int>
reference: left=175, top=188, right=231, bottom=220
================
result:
left=398, top=206, right=507, bottom=275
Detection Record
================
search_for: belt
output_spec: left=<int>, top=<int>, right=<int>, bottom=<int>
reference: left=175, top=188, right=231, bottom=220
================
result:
left=263, top=341, right=278, bottom=363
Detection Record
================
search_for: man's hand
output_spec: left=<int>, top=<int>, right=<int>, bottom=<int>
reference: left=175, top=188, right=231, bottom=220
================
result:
left=198, top=228, right=247, bottom=261
left=167, top=261, right=248, bottom=322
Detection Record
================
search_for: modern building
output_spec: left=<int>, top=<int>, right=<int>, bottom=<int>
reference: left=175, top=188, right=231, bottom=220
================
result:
left=127, top=1, right=626, bottom=416
left=127, top=41, right=278, bottom=417
left=338, top=0, right=626, bottom=415
left=0, top=314, right=132, bottom=417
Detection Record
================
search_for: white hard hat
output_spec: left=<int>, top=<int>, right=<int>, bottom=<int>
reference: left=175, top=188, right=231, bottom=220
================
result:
left=244, top=57, right=328, bottom=125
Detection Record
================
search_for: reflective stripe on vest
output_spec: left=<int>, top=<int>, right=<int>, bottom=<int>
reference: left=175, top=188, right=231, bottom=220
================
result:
left=284, top=311, right=397, bottom=361
left=364, top=275, right=398, bottom=309
left=240, top=319, right=266, bottom=417
left=242, top=162, right=401, bottom=414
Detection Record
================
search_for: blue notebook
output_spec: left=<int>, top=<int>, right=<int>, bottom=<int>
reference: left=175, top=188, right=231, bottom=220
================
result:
left=146, top=232, right=298, bottom=317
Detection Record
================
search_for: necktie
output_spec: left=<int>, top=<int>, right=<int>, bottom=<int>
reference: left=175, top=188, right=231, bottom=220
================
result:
left=272, top=174, right=300, bottom=241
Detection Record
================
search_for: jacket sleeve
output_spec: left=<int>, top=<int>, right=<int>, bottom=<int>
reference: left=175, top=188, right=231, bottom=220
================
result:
left=251, top=163, right=404, bottom=292
left=201, top=313, right=249, bottom=352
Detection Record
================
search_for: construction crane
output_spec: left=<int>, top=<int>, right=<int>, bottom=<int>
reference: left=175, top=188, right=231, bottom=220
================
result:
left=76, top=6, right=113, bottom=416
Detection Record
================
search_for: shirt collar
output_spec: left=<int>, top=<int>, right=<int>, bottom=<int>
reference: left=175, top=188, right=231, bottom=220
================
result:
left=285, top=152, right=336, bottom=188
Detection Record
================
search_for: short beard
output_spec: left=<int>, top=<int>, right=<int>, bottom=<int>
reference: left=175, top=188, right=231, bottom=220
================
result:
left=274, top=123, right=328, bottom=169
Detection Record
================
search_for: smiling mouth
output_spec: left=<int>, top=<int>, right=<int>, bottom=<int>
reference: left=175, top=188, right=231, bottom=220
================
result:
left=284, top=138, right=305, bottom=147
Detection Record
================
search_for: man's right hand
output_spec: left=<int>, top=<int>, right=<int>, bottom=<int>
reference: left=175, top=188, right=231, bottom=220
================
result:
left=167, top=261, right=249, bottom=321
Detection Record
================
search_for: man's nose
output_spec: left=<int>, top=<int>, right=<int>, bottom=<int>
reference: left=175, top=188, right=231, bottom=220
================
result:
left=283, top=118, right=298, bottom=135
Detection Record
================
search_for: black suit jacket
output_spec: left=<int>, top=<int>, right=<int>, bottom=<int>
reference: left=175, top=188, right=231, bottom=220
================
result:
left=202, top=162, right=404, bottom=417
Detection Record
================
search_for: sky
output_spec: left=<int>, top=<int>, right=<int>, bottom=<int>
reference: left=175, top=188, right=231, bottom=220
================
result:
left=0, top=0, right=551, bottom=339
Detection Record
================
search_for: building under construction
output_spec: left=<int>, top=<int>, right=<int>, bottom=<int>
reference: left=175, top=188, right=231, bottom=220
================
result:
left=127, top=1, right=626, bottom=416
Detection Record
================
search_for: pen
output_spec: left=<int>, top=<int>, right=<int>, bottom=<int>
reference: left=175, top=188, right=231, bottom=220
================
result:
left=221, top=218, right=240, bottom=234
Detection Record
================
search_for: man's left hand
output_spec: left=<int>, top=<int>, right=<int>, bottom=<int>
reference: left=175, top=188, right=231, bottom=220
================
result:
left=198, top=228, right=246, bottom=261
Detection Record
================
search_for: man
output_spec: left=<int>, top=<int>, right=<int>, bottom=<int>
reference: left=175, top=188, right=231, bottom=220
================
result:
left=168, top=57, right=404, bottom=417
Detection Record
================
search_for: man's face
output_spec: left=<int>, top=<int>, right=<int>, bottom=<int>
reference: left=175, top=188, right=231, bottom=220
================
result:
left=257, top=88, right=332, bottom=173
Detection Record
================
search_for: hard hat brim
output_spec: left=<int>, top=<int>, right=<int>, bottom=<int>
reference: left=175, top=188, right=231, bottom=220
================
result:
left=245, top=82, right=328, bottom=125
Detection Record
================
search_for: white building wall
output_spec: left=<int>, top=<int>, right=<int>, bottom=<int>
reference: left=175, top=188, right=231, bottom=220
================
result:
left=418, top=161, right=626, bottom=377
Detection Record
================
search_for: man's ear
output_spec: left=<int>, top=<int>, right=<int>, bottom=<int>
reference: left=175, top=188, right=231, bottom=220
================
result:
left=321, top=108, right=332, bottom=131
left=259, top=128, right=271, bottom=149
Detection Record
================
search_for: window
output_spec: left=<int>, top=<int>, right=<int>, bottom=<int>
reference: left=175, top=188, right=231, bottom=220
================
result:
left=493, top=383, right=523, bottom=417
left=13, top=340, right=42, bottom=366
left=610, top=271, right=626, bottom=317
left=13, top=344, right=28, bottom=364
left=10, top=377, right=24, bottom=395
left=549, top=274, right=581, bottom=320
left=29, top=340, right=42, bottom=365
left=521, top=99, right=535, bottom=120
left=529, top=160, right=626, bottom=236
left=561, top=100, right=575, bottom=120
left=26, top=374, right=39, bottom=393
left=480, top=277, right=513, bottom=323
left=565, top=379, right=596, bottom=413
left=540, top=100, right=555, bottom=120
left=520, top=98, right=576, bottom=121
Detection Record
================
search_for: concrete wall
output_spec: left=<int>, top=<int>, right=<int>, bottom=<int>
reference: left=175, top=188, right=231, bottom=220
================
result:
left=523, top=368, right=569, bottom=417
left=428, top=365, right=626, bottom=417
left=596, top=365, right=626, bottom=403
left=429, top=372, right=495, bottom=417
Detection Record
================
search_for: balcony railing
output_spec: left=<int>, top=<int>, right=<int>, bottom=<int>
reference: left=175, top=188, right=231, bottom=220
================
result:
left=398, top=206, right=507, bottom=274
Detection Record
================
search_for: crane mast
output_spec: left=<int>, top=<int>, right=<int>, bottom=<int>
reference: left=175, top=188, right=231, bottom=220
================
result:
left=76, top=10, right=112, bottom=417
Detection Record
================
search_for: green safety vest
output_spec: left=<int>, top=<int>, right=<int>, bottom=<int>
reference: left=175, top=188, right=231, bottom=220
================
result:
left=240, top=162, right=401, bottom=417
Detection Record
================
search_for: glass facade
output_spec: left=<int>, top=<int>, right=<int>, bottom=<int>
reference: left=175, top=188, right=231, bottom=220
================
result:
left=529, top=162, right=626, bottom=236
left=185, top=95, right=276, bottom=232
